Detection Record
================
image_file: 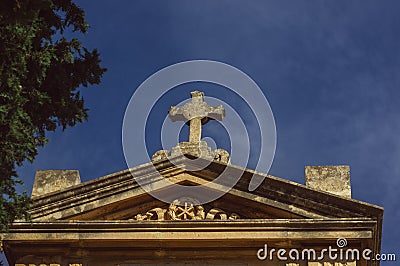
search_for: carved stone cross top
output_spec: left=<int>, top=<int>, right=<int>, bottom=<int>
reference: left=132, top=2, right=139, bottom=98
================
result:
left=169, top=91, right=225, bottom=143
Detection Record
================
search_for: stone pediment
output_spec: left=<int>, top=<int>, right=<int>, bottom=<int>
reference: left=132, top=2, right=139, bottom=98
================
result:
left=29, top=155, right=383, bottom=223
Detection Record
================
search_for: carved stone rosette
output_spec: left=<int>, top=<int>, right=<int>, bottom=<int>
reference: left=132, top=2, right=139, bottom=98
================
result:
left=132, top=197, right=239, bottom=221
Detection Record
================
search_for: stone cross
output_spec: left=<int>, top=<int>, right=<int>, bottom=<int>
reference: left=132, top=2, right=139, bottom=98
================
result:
left=169, top=91, right=225, bottom=143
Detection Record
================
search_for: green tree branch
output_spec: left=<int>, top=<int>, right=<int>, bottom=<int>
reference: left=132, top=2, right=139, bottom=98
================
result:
left=0, top=0, right=106, bottom=232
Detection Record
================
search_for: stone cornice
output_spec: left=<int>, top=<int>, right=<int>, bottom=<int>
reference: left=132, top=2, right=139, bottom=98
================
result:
left=5, top=218, right=378, bottom=241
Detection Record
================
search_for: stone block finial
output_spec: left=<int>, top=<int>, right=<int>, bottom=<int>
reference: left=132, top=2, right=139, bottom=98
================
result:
left=305, top=165, right=351, bottom=198
left=32, top=170, right=81, bottom=198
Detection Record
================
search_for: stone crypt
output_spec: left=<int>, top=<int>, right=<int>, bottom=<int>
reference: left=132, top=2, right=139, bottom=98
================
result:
left=1, top=91, right=383, bottom=265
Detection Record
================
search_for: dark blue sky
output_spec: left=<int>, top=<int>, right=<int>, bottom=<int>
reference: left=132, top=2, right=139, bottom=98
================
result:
left=11, top=0, right=400, bottom=264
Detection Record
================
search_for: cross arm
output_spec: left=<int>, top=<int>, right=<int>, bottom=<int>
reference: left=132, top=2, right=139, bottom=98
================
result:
left=168, top=106, right=186, bottom=122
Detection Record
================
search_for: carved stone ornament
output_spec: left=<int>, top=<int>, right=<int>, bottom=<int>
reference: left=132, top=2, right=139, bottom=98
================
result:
left=131, top=197, right=239, bottom=221
left=151, top=91, right=230, bottom=164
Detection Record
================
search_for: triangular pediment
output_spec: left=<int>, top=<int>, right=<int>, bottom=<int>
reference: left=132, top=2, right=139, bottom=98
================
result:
left=29, top=155, right=383, bottom=223
left=61, top=178, right=307, bottom=221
